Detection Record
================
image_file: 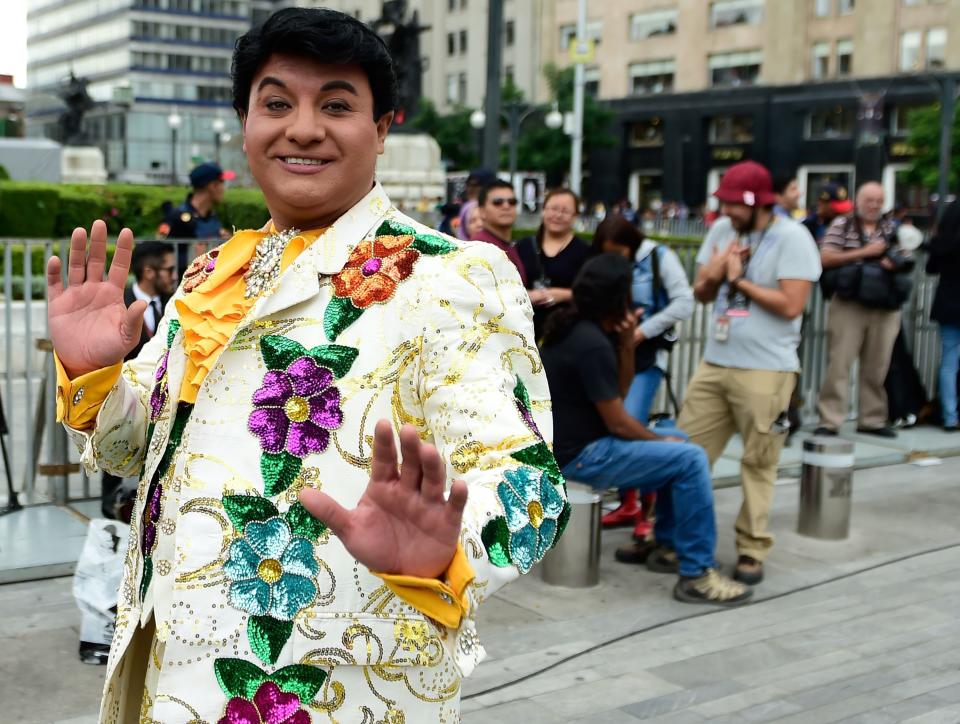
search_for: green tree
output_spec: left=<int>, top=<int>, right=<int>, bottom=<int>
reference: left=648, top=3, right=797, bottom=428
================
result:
left=410, top=99, right=479, bottom=171
left=903, top=103, right=960, bottom=192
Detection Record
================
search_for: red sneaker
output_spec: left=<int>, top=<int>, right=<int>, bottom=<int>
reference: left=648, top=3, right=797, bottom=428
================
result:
left=601, top=489, right=641, bottom=528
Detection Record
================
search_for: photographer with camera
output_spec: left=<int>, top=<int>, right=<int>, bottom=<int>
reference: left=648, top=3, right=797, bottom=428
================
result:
left=815, top=182, right=913, bottom=438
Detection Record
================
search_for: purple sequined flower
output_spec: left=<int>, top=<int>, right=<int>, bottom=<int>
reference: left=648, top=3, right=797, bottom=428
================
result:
left=140, top=477, right=163, bottom=556
left=149, top=350, right=170, bottom=421
left=248, top=356, right=343, bottom=458
left=218, top=681, right=309, bottom=724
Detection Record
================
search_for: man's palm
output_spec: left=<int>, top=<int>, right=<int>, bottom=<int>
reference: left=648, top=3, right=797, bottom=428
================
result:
left=299, top=421, right=468, bottom=579
left=47, top=221, right=147, bottom=377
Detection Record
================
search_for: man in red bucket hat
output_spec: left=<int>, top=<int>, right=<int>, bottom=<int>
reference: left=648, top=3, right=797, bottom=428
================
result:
left=677, top=160, right=821, bottom=585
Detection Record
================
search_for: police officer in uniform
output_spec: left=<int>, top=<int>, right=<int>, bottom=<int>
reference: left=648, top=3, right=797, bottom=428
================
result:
left=157, top=161, right=234, bottom=272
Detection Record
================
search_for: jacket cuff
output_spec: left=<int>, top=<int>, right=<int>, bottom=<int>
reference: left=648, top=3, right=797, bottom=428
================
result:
left=55, top=354, right=122, bottom=429
left=374, top=543, right=475, bottom=628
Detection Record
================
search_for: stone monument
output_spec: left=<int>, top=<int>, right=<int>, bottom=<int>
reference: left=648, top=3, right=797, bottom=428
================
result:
left=57, top=72, right=107, bottom=184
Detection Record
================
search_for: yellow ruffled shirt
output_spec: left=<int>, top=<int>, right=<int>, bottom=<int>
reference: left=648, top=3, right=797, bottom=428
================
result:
left=55, top=226, right=473, bottom=627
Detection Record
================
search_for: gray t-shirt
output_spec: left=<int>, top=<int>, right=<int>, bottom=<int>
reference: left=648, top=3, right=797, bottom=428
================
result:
left=696, top=216, right=821, bottom=372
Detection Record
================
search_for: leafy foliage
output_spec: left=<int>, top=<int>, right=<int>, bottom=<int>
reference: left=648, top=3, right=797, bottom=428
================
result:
left=903, top=103, right=960, bottom=192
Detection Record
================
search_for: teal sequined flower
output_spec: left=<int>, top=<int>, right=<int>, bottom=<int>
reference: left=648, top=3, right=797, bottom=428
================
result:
left=224, top=518, right=318, bottom=620
left=497, top=466, right=566, bottom=574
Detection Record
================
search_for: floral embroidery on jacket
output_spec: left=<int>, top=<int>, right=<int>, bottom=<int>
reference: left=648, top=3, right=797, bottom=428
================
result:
left=214, top=659, right=326, bottom=724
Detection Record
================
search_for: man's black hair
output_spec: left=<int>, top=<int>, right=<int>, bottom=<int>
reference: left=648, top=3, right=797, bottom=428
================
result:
left=773, top=172, right=797, bottom=196
left=478, top=180, right=515, bottom=206
left=542, top=254, right=632, bottom=346
left=132, top=241, right=175, bottom=281
left=232, top=7, right=399, bottom=120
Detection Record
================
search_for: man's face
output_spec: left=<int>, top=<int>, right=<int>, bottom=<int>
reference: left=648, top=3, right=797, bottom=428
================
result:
left=241, top=54, right=392, bottom=228
left=817, top=199, right=833, bottom=221
left=778, top=180, right=800, bottom=211
left=720, top=202, right=754, bottom=232
left=208, top=179, right=226, bottom=204
left=480, top=188, right=518, bottom=230
left=149, top=252, right=179, bottom=296
left=856, top=184, right=885, bottom=223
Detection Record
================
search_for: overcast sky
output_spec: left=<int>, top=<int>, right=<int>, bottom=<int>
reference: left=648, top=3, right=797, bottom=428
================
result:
left=1, top=0, right=28, bottom=87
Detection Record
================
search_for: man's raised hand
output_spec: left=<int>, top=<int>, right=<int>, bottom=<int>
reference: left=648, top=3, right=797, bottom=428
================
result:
left=299, top=420, right=468, bottom=580
left=47, top=220, right=147, bottom=378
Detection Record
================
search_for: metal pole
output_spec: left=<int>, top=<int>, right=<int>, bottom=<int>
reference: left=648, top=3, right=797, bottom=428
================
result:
left=569, top=0, right=587, bottom=196
left=482, top=0, right=504, bottom=172
left=508, top=103, right=520, bottom=188
left=937, top=75, right=955, bottom=222
left=214, top=133, right=221, bottom=165
left=171, top=128, right=178, bottom=185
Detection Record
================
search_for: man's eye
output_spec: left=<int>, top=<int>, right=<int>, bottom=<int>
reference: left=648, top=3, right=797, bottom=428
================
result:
left=325, top=101, right=350, bottom=113
left=266, top=100, right=289, bottom=111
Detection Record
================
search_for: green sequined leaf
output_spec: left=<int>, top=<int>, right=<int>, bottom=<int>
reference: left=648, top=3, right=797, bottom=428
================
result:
left=513, top=376, right=532, bottom=410
left=510, top=443, right=564, bottom=487
left=223, top=495, right=279, bottom=532
left=272, top=663, right=327, bottom=702
left=156, top=403, right=193, bottom=479
left=481, top=516, right=512, bottom=568
left=139, top=557, right=153, bottom=601
left=376, top=219, right=414, bottom=238
left=305, top=344, right=359, bottom=380
left=248, top=616, right=293, bottom=666
left=323, top=296, right=364, bottom=342
left=261, top=452, right=302, bottom=497
left=214, top=658, right=268, bottom=699
left=260, top=335, right=308, bottom=371
left=285, top=501, right=328, bottom=541
left=410, top=233, right=458, bottom=256
left=166, top=319, right=181, bottom=348
left=554, top=501, right=572, bottom=545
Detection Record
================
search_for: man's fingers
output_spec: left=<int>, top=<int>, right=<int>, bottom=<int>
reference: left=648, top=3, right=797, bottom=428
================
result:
left=122, top=301, right=148, bottom=344
left=86, top=220, right=108, bottom=282
left=67, top=227, right=88, bottom=287
left=446, top=480, right=468, bottom=525
left=46, top=256, right=63, bottom=302
left=418, top=443, right=447, bottom=502
left=397, top=425, right=423, bottom=492
left=369, top=419, right=399, bottom=484
left=108, top=228, right=136, bottom=289
left=299, top=488, right=352, bottom=538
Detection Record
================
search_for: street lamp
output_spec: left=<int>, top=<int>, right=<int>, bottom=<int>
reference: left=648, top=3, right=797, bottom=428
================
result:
left=212, top=116, right=226, bottom=165
left=167, top=109, right=182, bottom=185
left=470, top=101, right=565, bottom=186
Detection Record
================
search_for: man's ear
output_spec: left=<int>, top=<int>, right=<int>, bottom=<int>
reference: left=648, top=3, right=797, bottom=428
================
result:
left=239, top=111, right=247, bottom=153
left=375, top=111, right=394, bottom=154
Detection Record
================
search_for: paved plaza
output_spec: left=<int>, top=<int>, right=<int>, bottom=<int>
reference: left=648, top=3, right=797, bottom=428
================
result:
left=1, top=455, right=959, bottom=723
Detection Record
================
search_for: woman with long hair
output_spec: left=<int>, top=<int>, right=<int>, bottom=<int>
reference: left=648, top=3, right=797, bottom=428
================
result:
left=516, top=188, right=591, bottom=338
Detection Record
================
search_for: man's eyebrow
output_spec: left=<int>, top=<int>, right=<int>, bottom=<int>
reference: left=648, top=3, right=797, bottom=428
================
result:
left=255, top=78, right=358, bottom=96
left=256, top=76, right=286, bottom=93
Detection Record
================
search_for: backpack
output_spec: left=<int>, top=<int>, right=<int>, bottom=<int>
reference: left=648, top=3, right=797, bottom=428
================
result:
left=633, top=244, right=677, bottom=371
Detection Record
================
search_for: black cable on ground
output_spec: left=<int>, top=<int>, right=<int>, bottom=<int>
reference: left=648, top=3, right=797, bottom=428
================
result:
left=463, top=541, right=960, bottom=700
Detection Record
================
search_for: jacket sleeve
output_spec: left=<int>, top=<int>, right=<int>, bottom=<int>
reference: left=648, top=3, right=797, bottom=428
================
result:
left=60, top=314, right=175, bottom=477
left=414, top=241, right=569, bottom=676
left=639, top=246, right=695, bottom=340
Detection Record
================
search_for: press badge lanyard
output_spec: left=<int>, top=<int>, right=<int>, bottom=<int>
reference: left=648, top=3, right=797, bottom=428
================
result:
left=715, top=218, right=775, bottom=341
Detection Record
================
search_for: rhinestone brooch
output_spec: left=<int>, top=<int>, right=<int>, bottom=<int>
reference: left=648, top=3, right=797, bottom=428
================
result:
left=243, top=227, right=300, bottom=299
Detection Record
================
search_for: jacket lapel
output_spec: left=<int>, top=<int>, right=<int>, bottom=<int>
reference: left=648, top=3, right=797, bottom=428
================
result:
left=247, top=183, right=393, bottom=322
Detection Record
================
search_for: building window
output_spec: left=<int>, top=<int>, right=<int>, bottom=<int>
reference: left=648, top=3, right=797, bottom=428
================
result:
left=890, top=105, right=924, bottom=137
left=709, top=115, right=754, bottom=144
left=629, top=59, right=675, bottom=95
left=926, top=27, right=946, bottom=69
left=710, top=0, right=764, bottom=29
left=446, top=74, right=458, bottom=105
left=806, top=107, right=854, bottom=139
left=628, top=118, right=665, bottom=148
left=811, top=42, right=830, bottom=80
left=814, top=0, right=832, bottom=16
left=838, top=0, right=854, bottom=12
left=505, top=20, right=515, bottom=47
left=559, top=20, right=603, bottom=51
left=629, top=9, right=678, bottom=40
left=505, top=65, right=514, bottom=85
left=708, top=50, right=762, bottom=87
left=459, top=30, right=467, bottom=54
left=836, top=39, right=853, bottom=76
left=447, top=32, right=455, bottom=56
left=584, top=67, right=600, bottom=97
left=903, top=0, right=922, bottom=5
left=899, top=30, right=921, bottom=71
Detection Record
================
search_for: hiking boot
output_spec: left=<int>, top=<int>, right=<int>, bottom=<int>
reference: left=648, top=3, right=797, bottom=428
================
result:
left=674, top=569, right=752, bottom=607
left=614, top=539, right=657, bottom=565
left=645, top=547, right=679, bottom=574
left=733, top=555, right=764, bottom=585
left=813, top=426, right=838, bottom=436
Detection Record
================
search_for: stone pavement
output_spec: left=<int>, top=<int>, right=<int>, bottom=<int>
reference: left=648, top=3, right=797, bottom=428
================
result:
left=2, top=457, right=959, bottom=723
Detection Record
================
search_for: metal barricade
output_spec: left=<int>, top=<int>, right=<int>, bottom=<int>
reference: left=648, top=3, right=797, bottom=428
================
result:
left=798, top=437, right=856, bottom=539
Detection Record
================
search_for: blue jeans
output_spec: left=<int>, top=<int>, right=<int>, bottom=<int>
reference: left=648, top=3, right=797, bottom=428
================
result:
left=624, top=367, right=665, bottom=424
left=562, top=436, right=717, bottom=577
left=939, top=323, right=960, bottom=427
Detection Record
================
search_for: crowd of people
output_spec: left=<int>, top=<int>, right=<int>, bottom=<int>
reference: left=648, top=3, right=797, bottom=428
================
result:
left=449, top=158, right=959, bottom=607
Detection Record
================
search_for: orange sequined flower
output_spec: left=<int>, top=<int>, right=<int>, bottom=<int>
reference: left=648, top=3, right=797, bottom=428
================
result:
left=331, top=234, right=420, bottom=308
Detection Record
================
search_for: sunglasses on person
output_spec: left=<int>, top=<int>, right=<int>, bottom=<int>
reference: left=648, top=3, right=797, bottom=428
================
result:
left=489, top=197, right=519, bottom=207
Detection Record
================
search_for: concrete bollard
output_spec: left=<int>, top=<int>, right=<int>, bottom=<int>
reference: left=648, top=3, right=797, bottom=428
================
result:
left=798, top=437, right=855, bottom=540
left=541, top=483, right=601, bottom=588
